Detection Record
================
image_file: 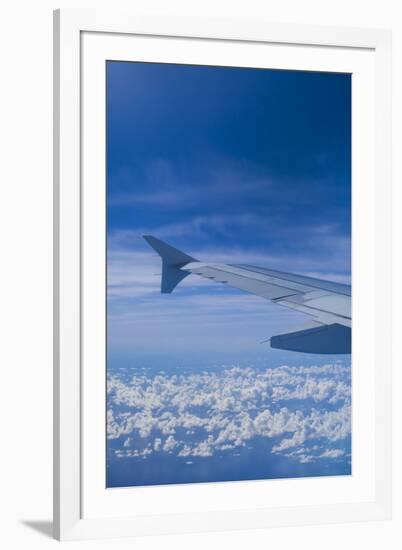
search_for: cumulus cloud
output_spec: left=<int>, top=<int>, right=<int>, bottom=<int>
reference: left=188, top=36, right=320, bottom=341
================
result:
left=319, top=448, right=345, bottom=459
left=282, top=446, right=346, bottom=464
left=162, top=435, right=178, bottom=453
left=107, top=363, right=351, bottom=463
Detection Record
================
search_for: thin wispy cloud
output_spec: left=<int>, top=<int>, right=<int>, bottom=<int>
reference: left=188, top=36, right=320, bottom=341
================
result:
left=108, top=158, right=275, bottom=209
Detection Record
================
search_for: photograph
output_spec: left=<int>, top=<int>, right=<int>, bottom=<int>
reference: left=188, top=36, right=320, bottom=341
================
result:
left=0, top=1, right=395, bottom=545
left=105, top=60, right=352, bottom=488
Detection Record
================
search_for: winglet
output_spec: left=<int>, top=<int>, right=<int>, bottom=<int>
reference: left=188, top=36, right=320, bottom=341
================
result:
left=143, top=235, right=197, bottom=293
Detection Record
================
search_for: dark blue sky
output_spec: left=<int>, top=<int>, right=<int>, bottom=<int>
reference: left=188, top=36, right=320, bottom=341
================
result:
left=107, top=62, right=350, bottom=262
left=106, top=61, right=351, bottom=356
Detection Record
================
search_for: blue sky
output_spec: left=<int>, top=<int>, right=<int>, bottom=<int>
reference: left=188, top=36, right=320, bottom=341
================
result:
left=106, top=61, right=351, bottom=487
left=107, top=62, right=351, bottom=246
left=106, top=61, right=351, bottom=358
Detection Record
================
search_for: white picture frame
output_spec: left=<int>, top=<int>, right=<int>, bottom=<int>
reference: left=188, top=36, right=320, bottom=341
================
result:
left=53, top=8, right=392, bottom=541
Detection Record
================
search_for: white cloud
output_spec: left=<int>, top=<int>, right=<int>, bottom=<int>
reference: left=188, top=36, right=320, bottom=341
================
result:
left=163, top=435, right=178, bottom=453
left=153, top=438, right=162, bottom=452
left=319, top=448, right=345, bottom=459
left=108, top=363, right=351, bottom=463
left=114, top=446, right=152, bottom=459
left=282, top=446, right=345, bottom=464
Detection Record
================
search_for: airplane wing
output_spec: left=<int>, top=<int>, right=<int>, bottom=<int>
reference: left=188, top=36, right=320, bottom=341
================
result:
left=143, top=235, right=351, bottom=354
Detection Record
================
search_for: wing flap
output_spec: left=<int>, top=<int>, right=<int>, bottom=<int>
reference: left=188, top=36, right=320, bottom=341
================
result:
left=185, top=262, right=351, bottom=326
left=185, top=263, right=301, bottom=300
left=239, top=264, right=351, bottom=296
left=277, top=292, right=351, bottom=324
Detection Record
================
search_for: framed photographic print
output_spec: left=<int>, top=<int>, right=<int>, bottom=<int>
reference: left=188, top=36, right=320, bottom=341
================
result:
left=53, top=9, right=392, bottom=540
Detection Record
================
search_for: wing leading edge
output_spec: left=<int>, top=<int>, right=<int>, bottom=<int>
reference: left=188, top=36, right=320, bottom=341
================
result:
left=143, top=235, right=351, bottom=354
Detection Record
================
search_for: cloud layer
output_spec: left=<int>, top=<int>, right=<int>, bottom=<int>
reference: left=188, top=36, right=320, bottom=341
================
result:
left=107, top=363, right=351, bottom=465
